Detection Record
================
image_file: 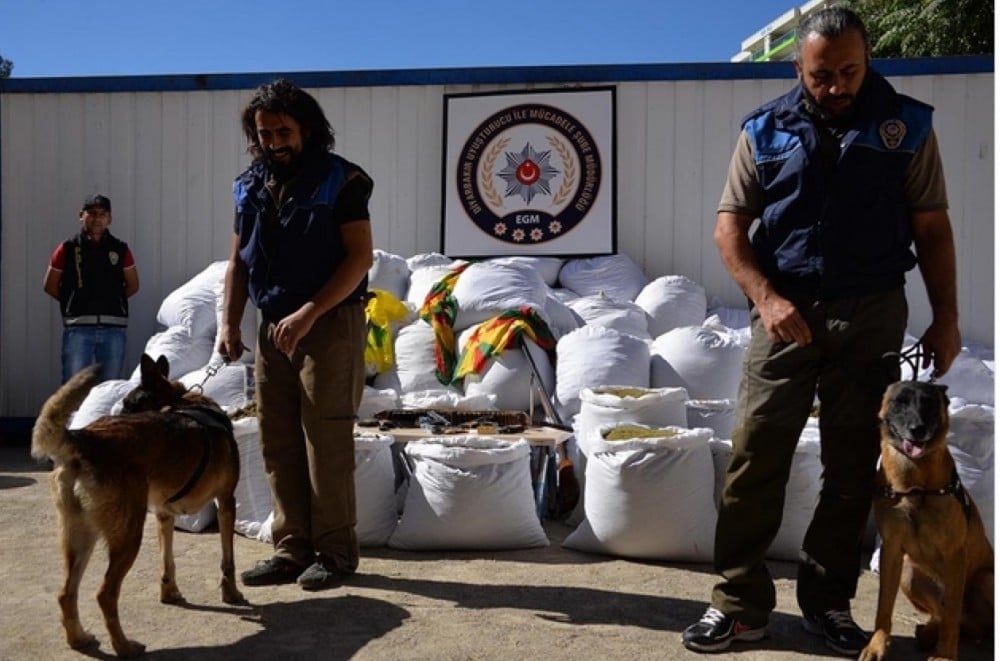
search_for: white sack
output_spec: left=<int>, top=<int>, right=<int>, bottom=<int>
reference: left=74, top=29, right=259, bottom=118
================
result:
left=405, top=263, right=461, bottom=308
left=706, top=298, right=751, bottom=332
left=558, top=254, right=649, bottom=302
left=372, top=320, right=461, bottom=396
left=178, top=363, right=250, bottom=412
left=133, top=327, right=215, bottom=382
left=157, top=261, right=227, bottom=339
left=232, top=417, right=273, bottom=541
left=174, top=502, right=217, bottom=533
left=399, top=389, right=497, bottom=411
left=358, top=386, right=401, bottom=420
left=451, top=261, right=550, bottom=331
left=369, top=249, right=411, bottom=301
left=567, top=293, right=650, bottom=339
left=555, top=326, right=651, bottom=421
left=69, top=379, right=137, bottom=429
left=354, top=433, right=399, bottom=547
left=388, top=437, right=548, bottom=550
left=635, top=275, right=708, bottom=337
left=577, top=386, right=689, bottom=431
left=489, top=256, right=564, bottom=287
left=686, top=399, right=738, bottom=440
left=563, top=424, right=716, bottom=562
left=406, top=252, right=456, bottom=271
left=567, top=385, right=690, bottom=527
left=948, top=400, right=995, bottom=544
left=935, top=349, right=995, bottom=406
left=650, top=321, right=745, bottom=400
left=544, top=291, right=585, bottom=339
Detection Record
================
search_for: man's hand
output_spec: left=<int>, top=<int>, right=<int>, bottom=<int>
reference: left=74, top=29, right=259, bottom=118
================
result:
left=919, top=319, right=961, bottom=378
left=217, top=325, right=245, bottom=363
left=757, top=293, right=812, bottom=347
left=270, top=304, right=318, bottom=357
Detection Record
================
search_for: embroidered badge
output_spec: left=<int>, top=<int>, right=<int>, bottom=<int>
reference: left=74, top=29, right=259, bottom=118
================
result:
left=879, top=119, right=906, bottom=150
left=109, top=252, right=119, bottom=266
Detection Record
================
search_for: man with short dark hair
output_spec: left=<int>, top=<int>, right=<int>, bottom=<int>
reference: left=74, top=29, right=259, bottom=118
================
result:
left=682, top=7, right=960, bottom=656
left=218, top=79, right=374, bottom=591
left=44, top=194, right=140, bottom=383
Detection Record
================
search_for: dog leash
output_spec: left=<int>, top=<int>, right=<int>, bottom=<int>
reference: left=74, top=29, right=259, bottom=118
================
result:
left=882, top=343, right=937, bottom=383
left=188, top=344, right=252, bottom=394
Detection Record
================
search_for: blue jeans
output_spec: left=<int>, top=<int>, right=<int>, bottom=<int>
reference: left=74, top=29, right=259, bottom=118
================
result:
left=62, top=326, right=127, bottom=383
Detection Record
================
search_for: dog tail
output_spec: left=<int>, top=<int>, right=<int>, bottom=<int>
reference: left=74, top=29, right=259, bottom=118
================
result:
left=31, top=365, right=102, bottom=462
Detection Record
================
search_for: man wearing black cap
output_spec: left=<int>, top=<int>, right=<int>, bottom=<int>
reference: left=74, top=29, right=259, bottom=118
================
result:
left=43, top=194, right=140, bottom=382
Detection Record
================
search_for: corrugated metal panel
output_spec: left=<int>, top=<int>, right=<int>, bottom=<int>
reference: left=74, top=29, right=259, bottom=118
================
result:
left=1, top=71, right=992, bottom=417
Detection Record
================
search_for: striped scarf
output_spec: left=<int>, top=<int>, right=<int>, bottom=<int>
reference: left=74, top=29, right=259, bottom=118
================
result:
left=453, top=307, right=556, bottom=384
left=418, top=262, right=470, bottom=384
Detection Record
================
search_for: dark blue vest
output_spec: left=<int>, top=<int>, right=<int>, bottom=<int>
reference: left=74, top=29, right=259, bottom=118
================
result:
left=233, top=152, right=370, bottom=320
left=743, top=72, right=931, bottom=300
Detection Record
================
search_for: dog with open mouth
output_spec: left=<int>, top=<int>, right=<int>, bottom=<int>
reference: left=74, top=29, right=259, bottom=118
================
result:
left=32, top=354, right=245, bottom=658
left=860, top=380, right=993, bottom=661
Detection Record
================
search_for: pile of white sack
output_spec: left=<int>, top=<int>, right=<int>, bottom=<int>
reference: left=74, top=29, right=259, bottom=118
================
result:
left=67, top=251, right=995, bottom=560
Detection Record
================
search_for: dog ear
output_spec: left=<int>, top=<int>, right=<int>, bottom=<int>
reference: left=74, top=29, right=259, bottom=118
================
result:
left=934, top=383, right=949, bottom=403
left=139, top=354, right=158, bottom=386
left=155, top=355, right=170, bottom=378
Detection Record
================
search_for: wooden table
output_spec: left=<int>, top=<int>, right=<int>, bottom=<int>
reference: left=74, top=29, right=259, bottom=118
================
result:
left=356, top=425, right=571, bottom=519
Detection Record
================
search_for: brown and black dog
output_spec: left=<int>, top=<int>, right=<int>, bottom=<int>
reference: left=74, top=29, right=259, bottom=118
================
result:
left=32, top=354, right=245, bottom=658
left=860, top=380, right=994, bottom=661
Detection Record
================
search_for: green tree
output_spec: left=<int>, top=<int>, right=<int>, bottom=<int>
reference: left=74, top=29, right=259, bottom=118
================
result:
left=0, top=54, right=12, bottom=78
left=850, top=0, right=993, bottom=57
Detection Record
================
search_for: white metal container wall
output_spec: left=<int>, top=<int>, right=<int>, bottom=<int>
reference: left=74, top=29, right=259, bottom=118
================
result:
left=1, top=73, right=993, bottom=417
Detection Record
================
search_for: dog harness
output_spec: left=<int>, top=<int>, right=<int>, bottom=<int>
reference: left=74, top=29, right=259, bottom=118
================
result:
left=877, top=467, right=973, bottom=522
left=165, top=405, right=234, bottom=504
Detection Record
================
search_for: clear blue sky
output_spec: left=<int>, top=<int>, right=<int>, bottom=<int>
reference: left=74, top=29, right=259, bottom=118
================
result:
left=2, top=0, right=805, bottom=78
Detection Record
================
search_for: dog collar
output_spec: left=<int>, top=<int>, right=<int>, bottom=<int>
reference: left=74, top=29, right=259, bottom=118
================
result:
left=877, top=467, right=973, bottom=521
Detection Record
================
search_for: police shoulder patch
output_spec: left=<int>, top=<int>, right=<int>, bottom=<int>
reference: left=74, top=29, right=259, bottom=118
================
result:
left=879, top=119, right=906, bottom=150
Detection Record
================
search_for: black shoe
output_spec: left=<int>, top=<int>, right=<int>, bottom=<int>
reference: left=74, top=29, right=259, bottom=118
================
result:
left=682, top=607, right=767, bottom=652
left=296, top=556, right=353, bottom=591
left=240, top=556, right=302, bottom=586
left=801, top=608, right=868, bottom=656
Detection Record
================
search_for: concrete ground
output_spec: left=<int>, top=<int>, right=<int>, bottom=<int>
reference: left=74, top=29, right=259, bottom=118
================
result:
left=1, top=443, right=992, bottom=661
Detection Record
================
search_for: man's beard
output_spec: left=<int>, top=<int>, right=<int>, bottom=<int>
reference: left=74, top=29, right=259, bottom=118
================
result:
left=264, top=148, right=302, bottom=181
left=799, top=80, right=856, bottom=125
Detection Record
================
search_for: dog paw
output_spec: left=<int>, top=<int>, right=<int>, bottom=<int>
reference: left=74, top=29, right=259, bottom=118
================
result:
left=222, top=584, right=247, bottom=605
left=160, top=588, right=186, bottom=605
left=858, top=630, right=889, bottom=661
left=67, top=630, right=98, bottom=649
left=112, top=638, right=146, bottom=658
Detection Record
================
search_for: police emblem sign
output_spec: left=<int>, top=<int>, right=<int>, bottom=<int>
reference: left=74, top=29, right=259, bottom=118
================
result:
left=443, top=87, right=616, bottom=257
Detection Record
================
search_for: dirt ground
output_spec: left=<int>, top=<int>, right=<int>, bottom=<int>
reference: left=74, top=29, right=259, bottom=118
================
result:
left=1, top=442, right=992, bottom=661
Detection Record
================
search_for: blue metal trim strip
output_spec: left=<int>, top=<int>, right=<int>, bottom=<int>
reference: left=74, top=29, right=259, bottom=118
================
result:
left=0, top=56, right=991, bottom=94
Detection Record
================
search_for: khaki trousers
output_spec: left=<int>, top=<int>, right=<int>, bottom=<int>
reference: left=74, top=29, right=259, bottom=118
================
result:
left=711, top=288, right=907, bottom=626
left=255, top=304, right=366, bottom=572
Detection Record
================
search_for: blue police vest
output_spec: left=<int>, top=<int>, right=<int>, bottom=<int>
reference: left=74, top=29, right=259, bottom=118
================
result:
left=233, top=152, right=370, bottom=320
left=743, top=72, right=932, bottom=300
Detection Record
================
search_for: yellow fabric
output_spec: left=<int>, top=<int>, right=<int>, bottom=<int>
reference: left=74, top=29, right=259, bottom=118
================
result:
left=364, top=289, right=411, bottom=374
